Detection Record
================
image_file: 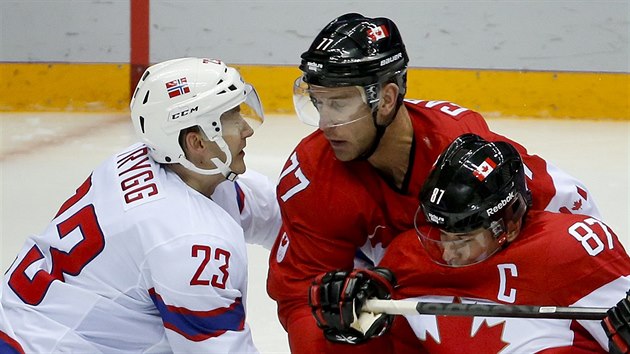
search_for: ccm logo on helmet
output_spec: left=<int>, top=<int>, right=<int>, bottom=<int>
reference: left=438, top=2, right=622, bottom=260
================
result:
left=487, top=191, right=515, bottom=216
left=170, top=106, right=199, bottom=120
left=380, top=52, right=403, bottom=67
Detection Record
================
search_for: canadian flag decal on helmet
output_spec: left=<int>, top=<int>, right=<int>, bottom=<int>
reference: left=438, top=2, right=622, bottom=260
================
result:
left=473, top=157, right=497, bottom=181
left=367, top=25, right=389, bottom=41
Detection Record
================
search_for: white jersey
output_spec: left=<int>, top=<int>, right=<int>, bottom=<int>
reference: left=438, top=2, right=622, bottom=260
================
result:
left=212, top=168, right=281, bottom=250
left=1, top=143, right=277, bottom=353
left=0, top=285, right=23, bottom=354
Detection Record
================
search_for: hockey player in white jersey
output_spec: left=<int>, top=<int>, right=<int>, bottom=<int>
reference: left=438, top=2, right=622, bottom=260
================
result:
left=0, top=57, right=280, bottom=353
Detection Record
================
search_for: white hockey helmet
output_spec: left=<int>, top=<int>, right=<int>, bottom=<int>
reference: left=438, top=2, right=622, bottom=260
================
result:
left=130, top=57, right=264, bottom=180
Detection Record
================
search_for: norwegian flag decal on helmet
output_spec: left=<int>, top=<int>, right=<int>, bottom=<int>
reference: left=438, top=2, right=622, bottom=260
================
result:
left=202, top=58, right=222, bottom=65
left=165, top=77, right=190, bottom=98
left=367, top=25, right=389, bottom=41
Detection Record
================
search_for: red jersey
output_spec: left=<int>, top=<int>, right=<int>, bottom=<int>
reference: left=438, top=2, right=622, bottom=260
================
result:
left=381, top=210, right=630, bottom=353
left=267, top=100, right=600, bottom=326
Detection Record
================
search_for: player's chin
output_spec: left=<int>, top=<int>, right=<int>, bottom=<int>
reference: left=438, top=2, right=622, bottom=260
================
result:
left=447, top=259, right=469, bottom=267
left=331, top=144, right=359, bottom=162
left=230, top=156, right=247, bottom=175
left=335, top=152, right=362, bottom=162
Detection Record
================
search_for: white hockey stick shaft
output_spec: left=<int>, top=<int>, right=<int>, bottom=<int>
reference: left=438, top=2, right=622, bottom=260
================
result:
left=363, top=299, right=608, bottom=320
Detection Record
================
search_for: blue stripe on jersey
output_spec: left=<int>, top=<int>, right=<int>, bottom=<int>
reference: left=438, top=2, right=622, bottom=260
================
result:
left=234, top=182, right=245, bottom=214
left=0, top=331, right=25, bottom=354
left=149, top=288, right=246, bottom=341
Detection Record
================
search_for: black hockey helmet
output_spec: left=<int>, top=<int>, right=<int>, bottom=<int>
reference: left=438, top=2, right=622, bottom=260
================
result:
left=299, top=13, right=409, bottom=100
left=418, top=133, right=532, bottom=235
left=415, top=134, right=532, bottom=266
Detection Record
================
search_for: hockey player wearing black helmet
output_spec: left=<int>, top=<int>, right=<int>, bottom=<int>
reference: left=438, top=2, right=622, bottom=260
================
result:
left=309, top=134, right=630, bottom=352
left=292, top=12, right=409, bottom=162
left=268, top=13, right=603, bottom=354
left=416, top=133, right=532, bottom=267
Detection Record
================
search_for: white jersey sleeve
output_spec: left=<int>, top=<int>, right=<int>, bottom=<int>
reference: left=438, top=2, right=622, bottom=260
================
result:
left=540, top=162, right=602, bottom=219
left=212, top=169, right=281, bottom=249
left=0, top=286, right=23, bottom=354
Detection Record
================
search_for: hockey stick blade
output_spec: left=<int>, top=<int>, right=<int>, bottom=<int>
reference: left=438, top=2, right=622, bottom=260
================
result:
left=363, top=299, right=608, bottom=320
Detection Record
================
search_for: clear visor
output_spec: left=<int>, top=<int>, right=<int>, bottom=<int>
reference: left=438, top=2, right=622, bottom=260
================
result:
left=415, top=208, right=503, bottom=267
left=218, top=84, right=265, bottom=136
left=416, top=226, right=504, bottom=267
left=292, top=76, right=374, bottom=128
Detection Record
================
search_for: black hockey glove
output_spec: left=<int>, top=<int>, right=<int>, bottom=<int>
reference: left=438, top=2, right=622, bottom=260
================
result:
left=603, top=290, right=630, bottom=354
left=308, top=267, right=396, bottom=344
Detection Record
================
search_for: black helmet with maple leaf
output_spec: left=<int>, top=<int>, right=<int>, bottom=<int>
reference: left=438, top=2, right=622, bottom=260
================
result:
left=299, top=13, right=408, bottom=109
left=418, top=133, right=532, bottom=237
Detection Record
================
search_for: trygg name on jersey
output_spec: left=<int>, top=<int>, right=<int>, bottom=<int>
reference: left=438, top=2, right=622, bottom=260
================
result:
left=116, top=145, right=161, bottom=207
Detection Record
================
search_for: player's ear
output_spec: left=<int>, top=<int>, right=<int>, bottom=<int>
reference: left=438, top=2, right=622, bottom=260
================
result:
left=378, top=83, right=399, bottom=118
left=180, top=127, right=205, bottom=157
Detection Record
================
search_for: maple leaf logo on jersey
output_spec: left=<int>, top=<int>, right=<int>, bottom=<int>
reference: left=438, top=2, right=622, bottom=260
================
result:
left=275, top=232, right=290, bottom=263
left=559, top=185, right=587, bottom=214
left=423, top=314, right=509, bottom=353
left=473, top=158, right=497, bottom=181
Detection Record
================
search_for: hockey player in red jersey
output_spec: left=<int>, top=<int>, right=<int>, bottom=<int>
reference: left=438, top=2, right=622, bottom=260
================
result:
left=267, top=13, right=604, bottom=353
left=309, top=134, right=630, bottom=352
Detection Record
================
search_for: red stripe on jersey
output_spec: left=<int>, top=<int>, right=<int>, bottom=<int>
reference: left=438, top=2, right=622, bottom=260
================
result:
left=0, top=331, right=25, bottom=354
left=149, top=288, right=246, bottom=341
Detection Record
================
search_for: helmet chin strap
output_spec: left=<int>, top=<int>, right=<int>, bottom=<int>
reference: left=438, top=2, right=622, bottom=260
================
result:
left=209, top=135, right=238, bottom=181
left=357, top=97, right=402, bottom=160
left=357, top=116, right=386, bottom=160
left=210, top=157, right=238, bottom=181
left=180, top=136, right=238, bottom=181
